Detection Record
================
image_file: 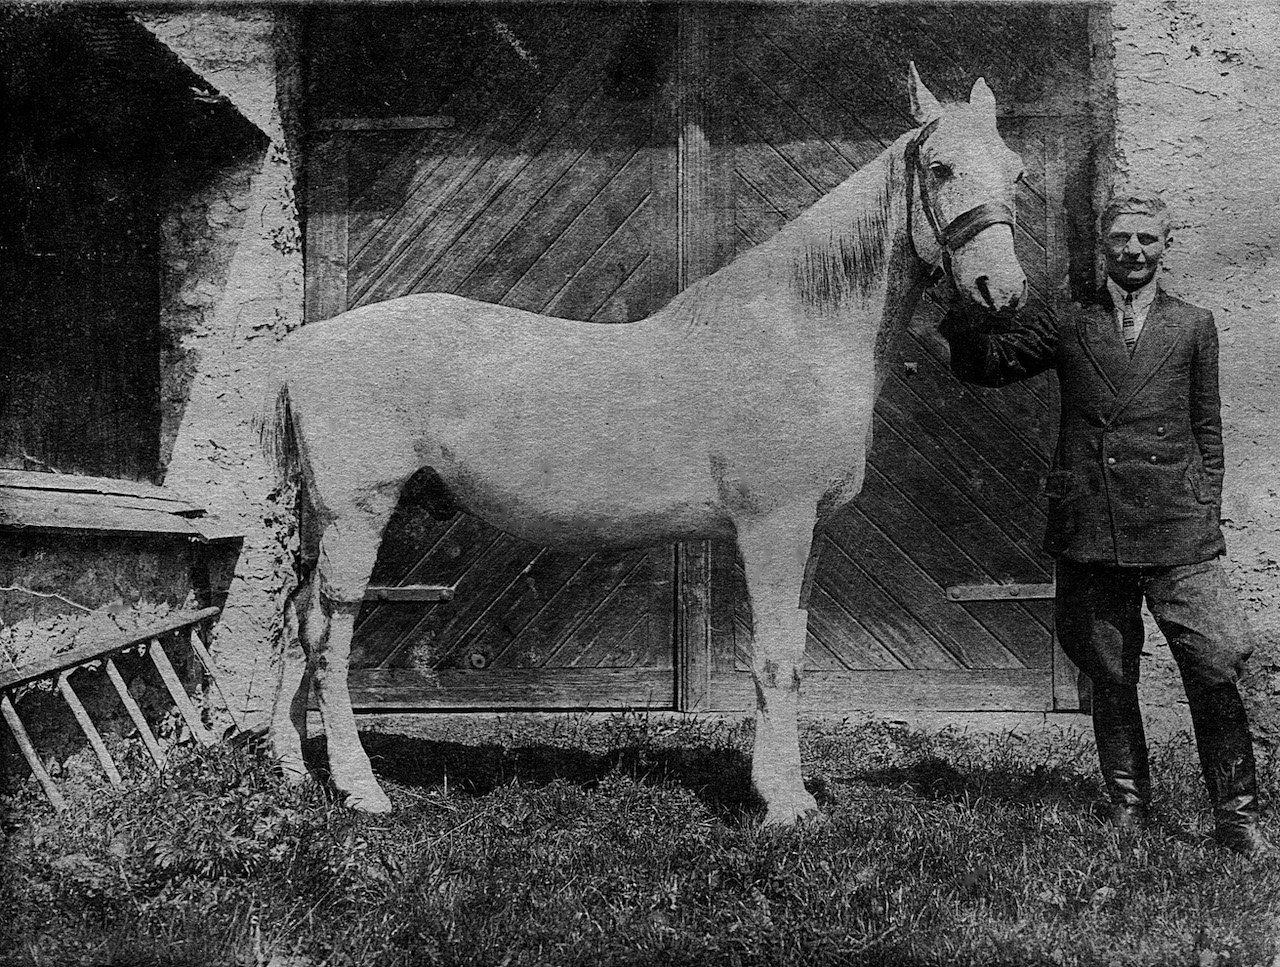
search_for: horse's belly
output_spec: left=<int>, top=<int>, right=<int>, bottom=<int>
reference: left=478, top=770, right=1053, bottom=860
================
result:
left=442, top=460, right=730, bottom=551
left=479, top=500, right=731, bottom=551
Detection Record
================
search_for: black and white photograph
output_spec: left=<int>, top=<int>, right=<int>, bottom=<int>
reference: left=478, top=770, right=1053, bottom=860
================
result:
left=1, top=1, right=1278, bottom=963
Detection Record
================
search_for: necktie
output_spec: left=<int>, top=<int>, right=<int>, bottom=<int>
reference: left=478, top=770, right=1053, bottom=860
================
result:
left=1122, top=294, right=1137, bottom=356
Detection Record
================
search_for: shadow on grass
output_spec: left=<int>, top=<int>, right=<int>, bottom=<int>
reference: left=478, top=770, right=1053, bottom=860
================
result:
left=841, top=755, right=1100, bottom=811
left=302, top=732, right=763, bottom=819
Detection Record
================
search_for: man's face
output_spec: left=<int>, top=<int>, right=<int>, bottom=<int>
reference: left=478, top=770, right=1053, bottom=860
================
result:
left=1102, top=213, right=1169, bottom=290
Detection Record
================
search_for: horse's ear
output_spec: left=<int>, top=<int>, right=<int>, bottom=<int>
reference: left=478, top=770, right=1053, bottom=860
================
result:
left=969, top=77, right=998, bottom=121
left=907, top=62, right=942, bottom=124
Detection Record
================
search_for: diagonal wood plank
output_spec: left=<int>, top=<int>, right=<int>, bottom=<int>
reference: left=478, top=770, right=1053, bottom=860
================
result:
left=545, top=193, right=656, bottom=322
left=823, top=501, right=1023, bottom=670
left=350, top=30, right=622, bottom=306
left=851, top=463, right=1047, bottom=668
left=814, top=533, right=964, bottom=670
left=876, top=373, right=1050, bottom=555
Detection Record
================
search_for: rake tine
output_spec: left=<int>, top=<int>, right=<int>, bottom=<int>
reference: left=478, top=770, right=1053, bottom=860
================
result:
left=1, top=693, right=65, bottom=810
left=148, top=636, right=215, bottom=746
left=186, top=621, right=240, bottom=733
left=57, top=672, right=122, bottom=787
left=104, top=658, right=164, bottom=768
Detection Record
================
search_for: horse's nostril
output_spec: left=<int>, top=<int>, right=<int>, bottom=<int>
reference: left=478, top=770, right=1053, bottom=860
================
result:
left=1009, top=280, right=1025, bottom=311
left=975, top=275, right=994, bottom=308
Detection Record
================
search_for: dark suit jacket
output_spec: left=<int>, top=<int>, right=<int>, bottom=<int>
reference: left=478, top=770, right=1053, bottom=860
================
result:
left=940, top=286, right=1226, bottom=566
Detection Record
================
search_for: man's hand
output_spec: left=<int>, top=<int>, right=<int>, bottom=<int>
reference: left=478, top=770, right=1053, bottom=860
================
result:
left=939, top=297, right=1024, bottom=336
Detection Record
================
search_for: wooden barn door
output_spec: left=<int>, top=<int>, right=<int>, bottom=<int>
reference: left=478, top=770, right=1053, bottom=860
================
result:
left=305, top=6, right=681, bottom=709
left=305, top=4, right=1095, bottom=714
left=678, top=5, right=1094, bottom=712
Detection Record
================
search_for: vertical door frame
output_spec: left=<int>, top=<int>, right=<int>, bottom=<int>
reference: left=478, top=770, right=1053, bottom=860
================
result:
left=304, top=132, right=349, bottom=324
left=673, top=4, right=721, bottom=712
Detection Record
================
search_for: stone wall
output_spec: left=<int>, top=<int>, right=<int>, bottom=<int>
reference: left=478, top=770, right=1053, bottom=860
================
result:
left=1104, top=0, right=1280, bottom=738
left=136, top=10, right=304, bottom=728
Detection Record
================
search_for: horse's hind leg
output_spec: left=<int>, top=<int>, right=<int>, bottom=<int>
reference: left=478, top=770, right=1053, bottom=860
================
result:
left=267, top=578, right=314, bottom=784
left=311, top=501, right=398, bottom=813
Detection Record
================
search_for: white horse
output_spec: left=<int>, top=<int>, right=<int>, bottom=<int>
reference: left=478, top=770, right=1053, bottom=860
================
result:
left=261, top=65, right=1027, bottom=825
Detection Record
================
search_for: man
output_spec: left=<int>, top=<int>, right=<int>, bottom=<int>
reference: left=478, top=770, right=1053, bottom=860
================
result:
left=940, top=192, right=1271, bottom=855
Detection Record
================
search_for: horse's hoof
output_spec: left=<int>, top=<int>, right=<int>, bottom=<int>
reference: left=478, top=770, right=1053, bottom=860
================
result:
left=342, top=785, right=393, bottom=814
left=761, top=795, right=825, bottom=828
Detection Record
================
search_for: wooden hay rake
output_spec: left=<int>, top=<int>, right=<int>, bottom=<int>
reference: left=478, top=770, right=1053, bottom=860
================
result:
left=1, top=606, right=226, bottom=809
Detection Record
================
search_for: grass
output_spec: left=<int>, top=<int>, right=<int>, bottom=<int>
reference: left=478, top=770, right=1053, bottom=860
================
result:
left=2, top=713, right=1278, bottom=967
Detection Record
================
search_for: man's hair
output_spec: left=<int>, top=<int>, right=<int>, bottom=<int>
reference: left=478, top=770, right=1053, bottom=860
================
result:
left=1099, top=191, right=1172, bottom=235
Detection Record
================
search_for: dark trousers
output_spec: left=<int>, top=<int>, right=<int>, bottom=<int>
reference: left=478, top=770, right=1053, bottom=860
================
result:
left=1055, top=557, right=1252, bottom=689
left=1055, top=557, right=1258, bottom=821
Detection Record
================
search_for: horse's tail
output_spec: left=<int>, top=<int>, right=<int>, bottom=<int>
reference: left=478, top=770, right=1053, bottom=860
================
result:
left=255, top=374, right=303, bottom=488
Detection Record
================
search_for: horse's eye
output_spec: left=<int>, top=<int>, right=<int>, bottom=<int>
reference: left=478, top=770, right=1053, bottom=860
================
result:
left=929, top=162, right=953, bottom=180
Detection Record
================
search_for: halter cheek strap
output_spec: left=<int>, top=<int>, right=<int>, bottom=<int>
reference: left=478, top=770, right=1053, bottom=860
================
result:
left=905, top=118, right=1017, bottom=282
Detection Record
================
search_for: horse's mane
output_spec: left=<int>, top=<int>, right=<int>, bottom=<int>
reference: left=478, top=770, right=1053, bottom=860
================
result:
left=789, top=146, right=904, bottom=312
left=656, top=135, right=910, bottom=327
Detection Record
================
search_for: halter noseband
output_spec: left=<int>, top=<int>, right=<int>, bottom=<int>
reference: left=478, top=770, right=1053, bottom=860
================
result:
left=904, top=117, right=1017, bottom=281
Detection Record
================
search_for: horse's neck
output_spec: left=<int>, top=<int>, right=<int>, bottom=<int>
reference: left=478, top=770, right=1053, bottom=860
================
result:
left=655, top=132, right=930, bottom=353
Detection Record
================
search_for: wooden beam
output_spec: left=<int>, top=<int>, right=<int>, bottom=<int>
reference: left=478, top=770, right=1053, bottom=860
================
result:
left=186, top=621, right=240, bottom=731
left=0, top=607, right=222, bottom=691
left=709, top=668, right=1054, bottom=714
left=105, top=658, right=165, bottom=767
left=314, top=116, right=455, bottom=131
left=305, top=132, right=350, bottom=323
left=147, top=637, right=216, bottom=746
left=0, top=470, right=201, bottom=509
left=57, top=672, right=123, bottom=787
left=1, top=694, right=65, bottom=810
left=342, top=667, right=676, bottom=711
left=675, top=4, right=723, bottom=290
left=676, top=541, right=711, bottom=712
left=0, top=488, right=211, bottom=537
left=362, top=585, right=455, bottom=603
left=946, top=583, right=1056, bottom=602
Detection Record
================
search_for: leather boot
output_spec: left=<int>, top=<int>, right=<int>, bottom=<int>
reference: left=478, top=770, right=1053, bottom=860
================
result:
left=1187, top=682, right=1274, bottom=857
left=1091, top=681, right=1152, bottom=829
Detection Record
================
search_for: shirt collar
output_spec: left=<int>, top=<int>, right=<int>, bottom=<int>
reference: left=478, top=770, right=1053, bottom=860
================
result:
left=1107, top=276, right=1159, bottom=313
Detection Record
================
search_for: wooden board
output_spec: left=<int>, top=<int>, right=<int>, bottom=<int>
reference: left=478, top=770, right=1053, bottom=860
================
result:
left=0, top=470, right=238, bottom=541
left=304, top=4, right=1094, bottom=714
left=676, top=5, right=1090, bottom=711
left=0, top=606, right=221, bottom=690
left=307, top=6, right=681, bottom=708
left=0, top=470, right=201, bottom=509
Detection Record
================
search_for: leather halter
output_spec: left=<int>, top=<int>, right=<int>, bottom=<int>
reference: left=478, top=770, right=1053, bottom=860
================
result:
left=904, top=117, right=1017, bottom=282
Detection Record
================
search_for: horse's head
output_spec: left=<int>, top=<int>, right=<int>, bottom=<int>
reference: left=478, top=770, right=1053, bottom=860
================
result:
left=905, top=64, right=1027, bottom=312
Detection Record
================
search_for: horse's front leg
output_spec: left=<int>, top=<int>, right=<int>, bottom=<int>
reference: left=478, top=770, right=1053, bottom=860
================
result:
left=738, top=506, right=821, bottom=827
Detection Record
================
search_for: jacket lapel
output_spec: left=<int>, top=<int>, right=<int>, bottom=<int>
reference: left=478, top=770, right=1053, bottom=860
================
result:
left=1074, top=293, right=1128, bottom=396
left=1108, top=288, right=1184, bottom=419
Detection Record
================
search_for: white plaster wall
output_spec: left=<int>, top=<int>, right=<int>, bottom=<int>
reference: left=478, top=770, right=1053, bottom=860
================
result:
left=135, top=11, right=302, bottom=727
left=1108, top=0, right=1280, bottom=738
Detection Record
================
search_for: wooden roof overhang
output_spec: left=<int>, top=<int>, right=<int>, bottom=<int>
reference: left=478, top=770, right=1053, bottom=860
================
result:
left=0, top=470, right=240, bottom=543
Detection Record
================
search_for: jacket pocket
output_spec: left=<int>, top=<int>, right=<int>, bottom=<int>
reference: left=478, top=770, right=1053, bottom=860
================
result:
left=1043, top=470, right=1079, bottom=502
left=1186, top=466, right=1221, bottom=505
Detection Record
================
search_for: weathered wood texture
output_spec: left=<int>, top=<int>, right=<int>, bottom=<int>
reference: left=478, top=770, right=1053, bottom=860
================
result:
left=304, top=5, right=1093, bottom=713
left=0, top=606, right=223, bottom=690
left=0, top=470, right=239, bottom=541
left=698, top=5, right=1090, bottom=710
left=308, top=7, right=680, bottom=708
left=0, top=608, right=226, bottom=807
